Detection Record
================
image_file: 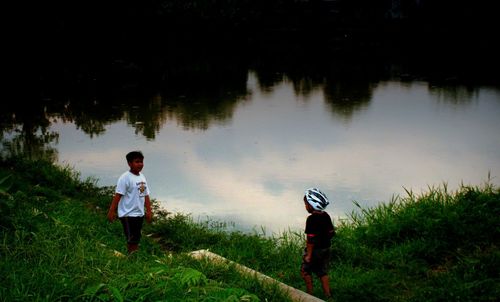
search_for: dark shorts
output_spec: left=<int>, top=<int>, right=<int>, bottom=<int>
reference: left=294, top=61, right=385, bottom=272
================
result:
left=119, top=216, right=144, bottom=244
left=301, top=248, right=330, bottom=277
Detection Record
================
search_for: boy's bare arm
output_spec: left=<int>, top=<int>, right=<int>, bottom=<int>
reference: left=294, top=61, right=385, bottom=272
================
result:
left=107, top=193, right=121, bottom=222
left=145, top=195, right=152, bottom=223
left=304, top=241, right=314, bottom=262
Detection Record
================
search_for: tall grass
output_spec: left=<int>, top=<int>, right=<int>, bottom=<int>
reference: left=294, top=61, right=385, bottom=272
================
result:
left=0, top=157, right=290, bottom=301
left=148, top=211, right=305, bottom=286
left=329, top=183, right=500, bottom=301
left=149, top=181, right=499, bottom=301
left=1, top=156, right=499, bottom=301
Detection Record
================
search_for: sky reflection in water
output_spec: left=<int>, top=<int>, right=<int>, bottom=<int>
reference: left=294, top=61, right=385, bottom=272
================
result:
left=52, top=74, right=500, bottom=235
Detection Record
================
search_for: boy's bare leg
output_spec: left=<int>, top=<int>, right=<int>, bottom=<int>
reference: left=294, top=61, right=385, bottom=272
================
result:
left=301, top=272, right=314, bottom=294
left=320, top=275, right=331, bottom=298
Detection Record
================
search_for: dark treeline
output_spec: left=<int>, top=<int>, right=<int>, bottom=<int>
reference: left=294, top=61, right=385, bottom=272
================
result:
left=8, top=1, right=500, bottom=111
left=3, top=0, right=499, bottom=159
left=10, top=0, right=499, bottom=107
left=23, top=0, right=499, bottom=56
left=8, top=0, right=499, bottom=114
left=19, top=0, right=498, bottom=87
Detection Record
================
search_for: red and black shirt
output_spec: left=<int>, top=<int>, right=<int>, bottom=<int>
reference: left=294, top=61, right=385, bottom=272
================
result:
left=305, top=211, right=335, bottom=249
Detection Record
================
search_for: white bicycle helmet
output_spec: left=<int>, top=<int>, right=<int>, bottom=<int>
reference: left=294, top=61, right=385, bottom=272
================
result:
left=304, top=188, right=329, bottom=211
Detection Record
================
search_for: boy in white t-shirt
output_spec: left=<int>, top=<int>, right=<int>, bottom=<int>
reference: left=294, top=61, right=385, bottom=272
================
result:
left=107, top=151, right=152, bottom=254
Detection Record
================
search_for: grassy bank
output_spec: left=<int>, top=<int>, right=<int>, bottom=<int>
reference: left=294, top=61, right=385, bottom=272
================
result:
left=0, top=157, right=282, bottom=301
left=1, top=157, right=499, bottom=301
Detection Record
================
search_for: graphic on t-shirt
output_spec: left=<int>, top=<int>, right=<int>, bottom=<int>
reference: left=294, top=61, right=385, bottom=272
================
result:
left=137, top=182, right=147, bottom=195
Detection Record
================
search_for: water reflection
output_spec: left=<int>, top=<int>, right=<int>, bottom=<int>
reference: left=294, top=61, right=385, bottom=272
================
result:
left=1, top=103, right=59, bottom=161
left=5, top=74, right=498, bottom=236
left=323, top=81, right=373, bottom=122
left=429, top=85, right=480, bottom=105
left=3, top=55, right=500, bottom=235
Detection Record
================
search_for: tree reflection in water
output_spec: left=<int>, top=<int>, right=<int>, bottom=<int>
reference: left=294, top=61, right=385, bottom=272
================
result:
left=2, top=41, right=497, bottom=161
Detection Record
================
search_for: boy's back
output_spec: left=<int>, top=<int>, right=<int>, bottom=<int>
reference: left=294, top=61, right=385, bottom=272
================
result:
left=301, top=188, right=334, bottom=300
left=305, top=211, right=335, bottom=249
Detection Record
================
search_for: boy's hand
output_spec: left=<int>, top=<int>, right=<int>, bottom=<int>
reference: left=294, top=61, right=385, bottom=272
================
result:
left=145, top=195, right=152, bottom=224
left=304, top=242, right=314, bottom=263
left=107, top=209, right=117, bottom=222
left=304, top=254, right=312, bottom=263
left=108, top=194, right=121, bottom=222
left=145, top=211, right=153, bottom=224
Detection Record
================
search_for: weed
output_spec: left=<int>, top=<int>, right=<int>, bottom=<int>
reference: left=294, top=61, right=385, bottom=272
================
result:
left=1, top=157, right=498, bottom=301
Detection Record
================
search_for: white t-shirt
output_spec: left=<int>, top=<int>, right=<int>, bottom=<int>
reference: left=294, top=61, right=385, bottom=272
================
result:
left=115, top=171, right=150, bottom=218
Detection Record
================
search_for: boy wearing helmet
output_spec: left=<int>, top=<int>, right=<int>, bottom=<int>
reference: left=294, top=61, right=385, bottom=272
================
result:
left=301, top=188, right=335, bottom=299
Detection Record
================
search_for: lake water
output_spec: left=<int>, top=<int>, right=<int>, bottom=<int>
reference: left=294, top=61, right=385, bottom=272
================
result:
left=43, top=71, right=500, bottom=235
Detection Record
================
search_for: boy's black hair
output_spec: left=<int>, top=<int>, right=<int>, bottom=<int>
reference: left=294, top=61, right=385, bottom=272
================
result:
left=126, top=151, right=144, bottom=162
